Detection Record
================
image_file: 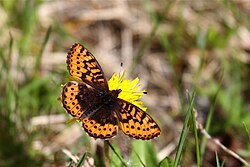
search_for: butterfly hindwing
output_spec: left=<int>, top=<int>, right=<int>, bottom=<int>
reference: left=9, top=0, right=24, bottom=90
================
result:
left=62, top=81, right=100, bottom=118
left=67, top=43, right=108, bottom=90
left=81, top=105, right=118, bottom=139
left=116, top=99, right=161, bottom=140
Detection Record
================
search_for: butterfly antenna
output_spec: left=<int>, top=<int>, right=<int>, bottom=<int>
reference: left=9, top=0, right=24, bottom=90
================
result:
left=120, top=90, right=147, bottom=96
left=117, top=63, right=125, bottom=90
left=119, top=62, right=124, bottom=78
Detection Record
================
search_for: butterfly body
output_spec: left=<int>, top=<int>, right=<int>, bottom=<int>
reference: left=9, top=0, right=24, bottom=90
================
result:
left=62, top=43, right=161, bottom=140
left=80, top=89, right=121, bottom=119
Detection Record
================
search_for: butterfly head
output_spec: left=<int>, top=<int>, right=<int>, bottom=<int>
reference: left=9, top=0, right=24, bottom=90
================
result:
left=110, top=89, right=122, bottom=98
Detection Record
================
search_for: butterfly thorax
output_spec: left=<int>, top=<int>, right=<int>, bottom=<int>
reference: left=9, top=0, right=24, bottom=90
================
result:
left=97, top=89, right=122, bottom=107
left=79, top=88, right=121, bottom=119
left=109, top=89, right=122, bottom=98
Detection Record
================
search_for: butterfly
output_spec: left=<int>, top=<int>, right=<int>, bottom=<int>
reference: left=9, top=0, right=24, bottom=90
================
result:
left=61, top=43, right=161, bottom=140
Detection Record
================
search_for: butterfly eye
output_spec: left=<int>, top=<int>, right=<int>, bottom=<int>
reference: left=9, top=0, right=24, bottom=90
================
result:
left=98, top=90, right=106, bottom=96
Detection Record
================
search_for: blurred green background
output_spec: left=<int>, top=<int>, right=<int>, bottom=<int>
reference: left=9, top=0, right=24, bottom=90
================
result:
left=1, top=0, right=250, bottom=166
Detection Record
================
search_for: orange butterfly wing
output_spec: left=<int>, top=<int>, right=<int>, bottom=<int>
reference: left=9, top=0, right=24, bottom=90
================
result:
left=62, top=81, right=102, bottom=118
left=81, top=106, right=119, bottom=139
left=67, top=43, right=108, bottom=90
left=116, top=99, right=161, bottom=140
left=62, top=81, right=118, bottom=139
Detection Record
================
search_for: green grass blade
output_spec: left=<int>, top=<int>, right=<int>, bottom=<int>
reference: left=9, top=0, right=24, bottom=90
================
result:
left=107, top=141, right=128, bottom=167
left=75, top=152, right=87, bottom=167
left=215, top=152, right=220, bottom=167
left=215, top=152, right=225, bottom=167
left=173, top=91, right=195, bottom=167
left=191, top=104, right=200, bottom=166
left=34, top=25, right=52, bottom=76
left=200, top=72, right=223, bottom=164
left=132, top=140, right=158, bottom=167
left=7, top=32, right=13, bottom=73
left=18, top=0, right=40, bottom=57
left=243, top=122, right=250, bottom=143
left=6, top=33, right=17, bottom=114
left=158, top=156, right=174, bottom=167
left=134, top=151, right=146, bottom=167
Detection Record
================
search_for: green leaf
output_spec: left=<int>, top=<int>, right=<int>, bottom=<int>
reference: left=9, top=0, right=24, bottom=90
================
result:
left=158, top=156, right=174, bottom=167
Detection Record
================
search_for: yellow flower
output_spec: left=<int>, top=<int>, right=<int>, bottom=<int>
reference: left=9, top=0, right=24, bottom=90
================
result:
left=108, top=70, right=147, bottom=111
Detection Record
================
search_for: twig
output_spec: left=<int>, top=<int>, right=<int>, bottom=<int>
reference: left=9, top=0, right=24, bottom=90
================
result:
left=62, top=148, right=79, bottom=163
left=197, top=122, right=250, bottom=166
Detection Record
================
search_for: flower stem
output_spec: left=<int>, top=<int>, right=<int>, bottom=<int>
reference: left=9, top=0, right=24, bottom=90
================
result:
left=104, top=140, right=110, bottom=167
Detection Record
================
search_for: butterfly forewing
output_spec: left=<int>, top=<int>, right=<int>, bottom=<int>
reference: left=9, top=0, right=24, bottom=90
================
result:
left=67, top=43, right=108, bottom=90
left=116, top=99, right=161, bottom=140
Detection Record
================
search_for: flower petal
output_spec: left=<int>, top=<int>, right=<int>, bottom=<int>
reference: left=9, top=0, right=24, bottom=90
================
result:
left=108, top=71, right=147, bottom=111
